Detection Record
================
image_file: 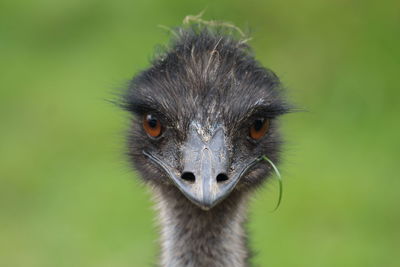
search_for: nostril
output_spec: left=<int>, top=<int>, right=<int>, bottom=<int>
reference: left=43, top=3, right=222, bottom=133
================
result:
left=216, top=173, right=229, bottom=183
left=181, top=172, right=195, bottom=183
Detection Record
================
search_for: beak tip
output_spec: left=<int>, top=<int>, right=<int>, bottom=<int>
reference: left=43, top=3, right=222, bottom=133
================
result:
left=188, top=195, right=222, bottom=211
left=198, top=205, right=212, bottom=211
left=192, top=200, right=216, bottom=211
left=181, top=193, right=219, bottom=211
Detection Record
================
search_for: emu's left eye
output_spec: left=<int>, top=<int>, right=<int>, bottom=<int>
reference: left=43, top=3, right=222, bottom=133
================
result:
left=143, top=114, right=162, bottom=138
left=249, top=118, right=270, bottom=140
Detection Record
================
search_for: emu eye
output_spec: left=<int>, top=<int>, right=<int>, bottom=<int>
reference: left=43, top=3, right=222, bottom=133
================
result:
left=143, top=114, right=162, bottom=138
left=249, top=118, right=270, bottom=140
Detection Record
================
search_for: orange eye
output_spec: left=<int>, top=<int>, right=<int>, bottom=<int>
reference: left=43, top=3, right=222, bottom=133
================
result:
left=143, top=114, right=162, bottom=138
left=249, top=118, right=270, bottom=140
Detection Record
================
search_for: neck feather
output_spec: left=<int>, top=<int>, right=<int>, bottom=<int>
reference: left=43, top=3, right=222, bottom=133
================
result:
left=152, top=185, right=250, bottom=267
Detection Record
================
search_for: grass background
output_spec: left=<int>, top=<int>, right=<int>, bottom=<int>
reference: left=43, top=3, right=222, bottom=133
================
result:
left=1, top=0, right=399, bottom=266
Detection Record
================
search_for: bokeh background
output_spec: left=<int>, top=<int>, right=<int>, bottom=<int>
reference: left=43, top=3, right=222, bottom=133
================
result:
left=1, top=0, right=399, bottom=266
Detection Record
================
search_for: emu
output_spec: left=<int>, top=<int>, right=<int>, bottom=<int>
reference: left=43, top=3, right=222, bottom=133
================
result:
left=121, top=25, right=289, bottom=267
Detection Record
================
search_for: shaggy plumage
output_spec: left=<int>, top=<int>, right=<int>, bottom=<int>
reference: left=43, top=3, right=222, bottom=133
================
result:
left=121, top=25, right=289, bottom=267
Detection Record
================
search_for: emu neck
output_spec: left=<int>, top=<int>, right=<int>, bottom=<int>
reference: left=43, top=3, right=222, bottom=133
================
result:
left=154, top=186, right=250, bottom=267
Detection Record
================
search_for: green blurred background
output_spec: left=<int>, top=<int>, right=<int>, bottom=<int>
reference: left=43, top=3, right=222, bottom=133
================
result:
left=1, top=0, right=399, bottom=266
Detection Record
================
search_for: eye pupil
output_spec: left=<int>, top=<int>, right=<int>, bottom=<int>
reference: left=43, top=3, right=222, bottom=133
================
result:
left=253, top=119, right=264, bottom=131
left=148, top=117, right=158, bottom=128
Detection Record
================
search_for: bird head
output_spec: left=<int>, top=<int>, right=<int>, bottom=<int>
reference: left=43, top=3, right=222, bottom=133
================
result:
left=122, top=27, right=289, bottom=210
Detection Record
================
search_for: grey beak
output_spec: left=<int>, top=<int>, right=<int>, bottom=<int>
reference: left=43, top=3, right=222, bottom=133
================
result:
left=143, top=126, right=260, bottom=210
left=177, top=127, right=230, bottom=209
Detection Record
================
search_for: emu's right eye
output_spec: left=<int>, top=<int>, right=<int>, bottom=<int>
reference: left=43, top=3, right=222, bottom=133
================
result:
left=143, top=114, right=162, bottom=138
left=249, top=118, right=270, bottom=140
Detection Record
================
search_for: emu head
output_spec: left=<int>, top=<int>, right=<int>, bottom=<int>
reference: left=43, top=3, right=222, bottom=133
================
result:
left=122, top=27, right=289, bottom=210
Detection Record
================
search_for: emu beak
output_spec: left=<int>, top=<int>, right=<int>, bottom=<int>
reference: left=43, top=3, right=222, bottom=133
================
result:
left=143, top=126, right=260, bottom=210
left=174, top=126, right=230, bottom=210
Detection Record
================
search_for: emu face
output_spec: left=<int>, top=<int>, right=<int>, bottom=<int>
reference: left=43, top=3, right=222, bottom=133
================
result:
left=123, top=29, right=288, bottom=210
